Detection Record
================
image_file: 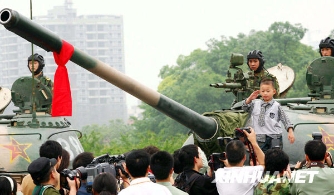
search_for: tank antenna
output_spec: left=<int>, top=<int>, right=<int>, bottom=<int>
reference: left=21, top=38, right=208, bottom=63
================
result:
left=29, top=0, right=38, bottom=127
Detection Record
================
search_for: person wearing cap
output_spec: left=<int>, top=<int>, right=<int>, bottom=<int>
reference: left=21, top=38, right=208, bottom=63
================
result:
left=21, top=140, right=63, bottom=195
left=28, top=157, right=79, bottom=195
left=319, top=37, right=334, bottom=57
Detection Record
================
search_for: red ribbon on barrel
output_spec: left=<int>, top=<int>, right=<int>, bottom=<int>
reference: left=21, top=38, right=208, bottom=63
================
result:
left=51, top=40, right=74, bottom=116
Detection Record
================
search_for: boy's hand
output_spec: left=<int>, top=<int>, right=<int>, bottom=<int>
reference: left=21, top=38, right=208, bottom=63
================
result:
left=288, top=128, right=295, bottom=144
left=246, top=90, right=260, bottom=104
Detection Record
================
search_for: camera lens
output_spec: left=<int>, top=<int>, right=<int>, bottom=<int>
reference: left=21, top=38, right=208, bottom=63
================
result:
left=75, top=166, right=88, bottom=180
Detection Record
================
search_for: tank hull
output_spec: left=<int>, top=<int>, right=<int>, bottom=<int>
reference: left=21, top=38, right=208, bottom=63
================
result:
left=0, top=116, right=84, bottom=173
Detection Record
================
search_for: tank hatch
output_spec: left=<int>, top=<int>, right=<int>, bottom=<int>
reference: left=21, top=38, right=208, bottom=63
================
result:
left=306, top=56, right=334, bottom=100
left=11, top=77, right=52, bottom=114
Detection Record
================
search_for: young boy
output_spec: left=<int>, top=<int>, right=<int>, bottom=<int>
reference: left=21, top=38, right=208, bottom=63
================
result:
left=242, top=78, right=295, bottom=152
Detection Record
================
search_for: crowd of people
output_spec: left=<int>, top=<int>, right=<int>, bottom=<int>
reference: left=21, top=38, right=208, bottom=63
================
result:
left=1, top=133, right=333, bottom=195
left=1, top=38, right=334, bottom=195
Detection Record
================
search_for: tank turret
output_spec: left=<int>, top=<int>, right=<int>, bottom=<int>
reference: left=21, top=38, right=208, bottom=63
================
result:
left=1, top=8, right=334, bottom=168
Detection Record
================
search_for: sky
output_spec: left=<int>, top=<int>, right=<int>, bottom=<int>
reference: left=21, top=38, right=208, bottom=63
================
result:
left=1, top=0, right=334, bottom=107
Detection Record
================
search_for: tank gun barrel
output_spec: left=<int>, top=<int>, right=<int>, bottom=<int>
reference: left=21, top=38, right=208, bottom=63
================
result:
left=276, top=97, right=311, bottom=106
left=0, top=114, right=15, bottom=120
left=0, top=8, right=218, bottom=140
left=209, top=83, right=242, bottom=89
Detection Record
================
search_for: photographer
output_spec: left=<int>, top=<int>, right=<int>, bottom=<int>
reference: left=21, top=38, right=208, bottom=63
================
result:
left=21, top=140, right=63, bottom=195
left=150, top=151, right=188, bottom=195
left=118, top=149, right=171, bottom=195
left=215, top=127, right=264, bottom=195
left=174, top=144, right=218, bottom=195
left=28, top=157, right=79, bottom=195
left=72, top=152, right=94, bottom=195
left=92, top=173, right=118, bottom=195
left=290, top=140, right=334, bottom=194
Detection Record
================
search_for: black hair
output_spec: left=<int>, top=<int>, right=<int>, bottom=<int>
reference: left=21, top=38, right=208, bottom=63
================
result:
left=72, top=152, right=94, bottom=169
left=225, top=140, right=245, bottom=166
left=57, top=149, right=70, bottom=172
left=92, top=173, right=117, bottom=195
left=172, top=149, right=183, bottom=174
left=264, top=148, right=289, bottom=175
left=304, top=140, right=327, bottom=161
left=143, top=145, right=160, bottom=156
left=260, top=77, right=275, bottom=89
left=178, top=144, right=199, bottom=171
left=125, top=149, right=150, bottom=177
left=150, top=151, right=174, bottom=180
left=0, top=175, right=17, bottom=195
left=39, top=140, right=62, bottom=160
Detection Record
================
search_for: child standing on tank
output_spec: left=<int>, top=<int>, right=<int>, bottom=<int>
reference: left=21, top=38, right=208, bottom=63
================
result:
left=242, top=78, right=295, bottom=152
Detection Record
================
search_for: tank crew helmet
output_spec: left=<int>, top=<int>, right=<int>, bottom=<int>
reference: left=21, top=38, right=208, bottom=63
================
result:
left=27, top=53, right=45, bottom=75
left=247, top=50, right=265, bottom=73
left=319, top=37, right=334, bottom=57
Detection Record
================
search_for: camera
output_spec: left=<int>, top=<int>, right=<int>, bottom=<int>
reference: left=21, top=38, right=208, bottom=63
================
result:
left=208, top=152, right=226, bottom=171
left=235, top=127, right=251, bottom=138
left=60, top=166, right=87, bottom=190
left=60, top=153, right=126, bottom=193
left=110, top=156, right=129, bottom=178
left=271, top=139, right=281, bottom=149
left=209, top=127, right=255, bottom=169
left=312, top=132, right=322, bottom=141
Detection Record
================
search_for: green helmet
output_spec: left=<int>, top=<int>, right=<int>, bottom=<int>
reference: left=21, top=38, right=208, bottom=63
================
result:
left=247, top=50, right=265, bottom=73
left=319, top=37, right=334, bottom=57
left=27, top=53, right=45, bottom=75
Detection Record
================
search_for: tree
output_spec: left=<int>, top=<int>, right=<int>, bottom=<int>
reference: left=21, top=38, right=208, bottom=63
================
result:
left=80, top=119, right=134, bottom=154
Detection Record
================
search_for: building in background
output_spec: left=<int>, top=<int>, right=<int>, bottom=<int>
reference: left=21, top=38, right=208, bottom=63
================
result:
left=0, top=0, right=128, bottom=128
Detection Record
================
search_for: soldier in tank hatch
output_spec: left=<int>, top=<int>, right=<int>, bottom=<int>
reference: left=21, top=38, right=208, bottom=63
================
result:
left=246, top=50, right=280, bottom=98
left=27, top=53, right=53, bottom=91
left=319, top=37, right=334, bottom=57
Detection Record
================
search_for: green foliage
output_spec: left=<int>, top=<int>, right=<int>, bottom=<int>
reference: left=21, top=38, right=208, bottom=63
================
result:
left=80, top=121, right=188, bottom=155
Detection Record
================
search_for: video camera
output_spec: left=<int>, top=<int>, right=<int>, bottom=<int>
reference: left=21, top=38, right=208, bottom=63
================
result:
left=60, top=154, right=128, bottom=193
left=312, top=132, right=322, bottom=141
left=208, top=127, right=253, bottom=170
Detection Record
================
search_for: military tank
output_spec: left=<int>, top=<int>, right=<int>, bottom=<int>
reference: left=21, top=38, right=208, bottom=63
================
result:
left=1, top=8, right=334, bottom=173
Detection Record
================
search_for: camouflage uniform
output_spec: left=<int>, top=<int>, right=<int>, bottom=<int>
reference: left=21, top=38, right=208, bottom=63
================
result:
left=254, top=175, right=290, bottom=195
left=37, top=74, right=54, bottom=93
left=36, top=74, right=53, bottom=114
